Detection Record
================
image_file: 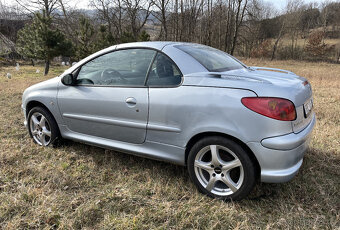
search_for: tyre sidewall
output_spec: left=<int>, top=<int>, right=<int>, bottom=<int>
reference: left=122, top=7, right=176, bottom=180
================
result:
left=27, top=106, right=59, bottom=146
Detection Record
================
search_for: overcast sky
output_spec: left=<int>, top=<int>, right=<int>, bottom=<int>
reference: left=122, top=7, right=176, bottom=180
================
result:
left=2, top=0, right=330, bottom=11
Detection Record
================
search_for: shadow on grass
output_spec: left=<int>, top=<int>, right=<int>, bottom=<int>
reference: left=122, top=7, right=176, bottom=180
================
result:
left=56, top=138, right=299, bottom=202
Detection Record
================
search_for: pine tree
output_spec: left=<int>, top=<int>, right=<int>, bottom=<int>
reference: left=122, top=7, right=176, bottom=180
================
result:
left=138, top=31, right=151, bottom=42
left=95, top=25, right=116, bottom=51
left=75, top=16, right=95, bottom=60
left=17, top=12, right=73, bottom=75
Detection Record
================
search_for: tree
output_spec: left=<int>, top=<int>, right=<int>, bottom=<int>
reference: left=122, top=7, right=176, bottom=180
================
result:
left=95, top=25, right=116, bottom=50
left=305, top=31, right=334, bottom=59
left=138, top=30, right=150, bottom=41
left=230, top=0, right=248, bottom=55
left=75, top=15, right=95, bottom=60
left=151, top=0, right=171, bottom=40
left=122, top=0, right=153, bottom=40
left=17, top=12, right=73, bottom=75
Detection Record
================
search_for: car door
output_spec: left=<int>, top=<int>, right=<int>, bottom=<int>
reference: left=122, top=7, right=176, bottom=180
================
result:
left=57, top=48, right=157, bottom=144
left=145, top=52, right=184, bottom=145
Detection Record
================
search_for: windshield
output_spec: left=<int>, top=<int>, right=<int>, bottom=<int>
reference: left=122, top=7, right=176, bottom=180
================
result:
left=175, top=44, right=246, bottom=72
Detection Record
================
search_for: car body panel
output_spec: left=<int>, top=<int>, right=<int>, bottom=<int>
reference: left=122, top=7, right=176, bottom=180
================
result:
left=22, top=77, right=63, bottom=124
left=22, top=41, right=316, bottom=184
left=57, top=84, right=149, bottom=144
left=146, top=86, right=295, bottom=147
left=59, top=124, right=186, bottom=165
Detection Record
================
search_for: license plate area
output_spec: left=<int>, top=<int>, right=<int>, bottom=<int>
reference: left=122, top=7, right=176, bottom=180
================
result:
left=303, top=98, right=313, bottom=118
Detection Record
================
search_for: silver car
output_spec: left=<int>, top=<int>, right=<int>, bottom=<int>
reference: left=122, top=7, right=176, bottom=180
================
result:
left=22, top=42, right=315, bottom=200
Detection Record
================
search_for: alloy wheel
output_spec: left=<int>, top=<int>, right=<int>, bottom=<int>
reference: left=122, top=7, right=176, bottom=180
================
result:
left=194, top=145, right=244, bottom=196
left=29, top=112, right=52, bottom=146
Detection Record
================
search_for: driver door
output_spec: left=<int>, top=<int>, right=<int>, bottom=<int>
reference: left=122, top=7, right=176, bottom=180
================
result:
left=57, top=48, right=156, bottom=144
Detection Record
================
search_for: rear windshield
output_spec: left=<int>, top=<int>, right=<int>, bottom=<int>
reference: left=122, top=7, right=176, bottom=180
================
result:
left=175, top=44, right=246, bottom=72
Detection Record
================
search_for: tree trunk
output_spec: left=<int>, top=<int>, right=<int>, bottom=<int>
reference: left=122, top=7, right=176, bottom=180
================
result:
left=271, top=21, right=285, bottom=61
left=224, top=0, right=233, bottom=52
left=230, top=0, right=247, bottom=56
left=31, top=59, right=35, bottom=66
left=44, top=59, right=50, bottom=75
left=162, top=4, right=168, bottom=40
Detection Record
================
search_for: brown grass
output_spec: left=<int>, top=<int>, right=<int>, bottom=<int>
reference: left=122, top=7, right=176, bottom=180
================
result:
left=0, top=61, right=339, bottom=229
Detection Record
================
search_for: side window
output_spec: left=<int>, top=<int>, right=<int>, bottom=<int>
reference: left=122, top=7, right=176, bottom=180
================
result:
left=146, top=53, right=182, bottom=86
left=76, top=49, right=156, bottom=86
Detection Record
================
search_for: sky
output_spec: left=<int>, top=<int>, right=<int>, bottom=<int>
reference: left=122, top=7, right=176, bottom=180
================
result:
left=263, top=0, right=326, bottom=10
left=2, top=0, right=329, bottom=11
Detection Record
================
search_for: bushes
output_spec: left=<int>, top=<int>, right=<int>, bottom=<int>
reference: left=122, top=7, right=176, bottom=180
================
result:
left=276, top=45, right=306, bottom=60
left=249, top=32, right=336, bottom=62
left=250, top=40, right=272, bottom=58
left=305, top=31, right=335, bottom=61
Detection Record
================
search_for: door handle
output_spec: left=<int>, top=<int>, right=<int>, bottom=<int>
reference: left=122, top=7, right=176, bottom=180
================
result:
left=125, top=97, right=137, bottom=107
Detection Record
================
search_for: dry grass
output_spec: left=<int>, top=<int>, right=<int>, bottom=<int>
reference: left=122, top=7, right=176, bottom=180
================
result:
left=0, top=60, right=339, bottom=229
left=280, top=38, right=340, bottom=47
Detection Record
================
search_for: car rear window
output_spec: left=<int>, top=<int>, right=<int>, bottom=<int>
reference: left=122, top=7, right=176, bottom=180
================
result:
left=175, top=44, right=245, bottom=72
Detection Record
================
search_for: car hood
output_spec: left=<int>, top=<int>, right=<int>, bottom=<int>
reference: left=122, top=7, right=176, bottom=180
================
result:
left=182, top=67, right=312, bottom=106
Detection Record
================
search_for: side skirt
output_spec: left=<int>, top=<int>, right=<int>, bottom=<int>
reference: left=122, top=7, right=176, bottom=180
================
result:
left=59, top=125, right=186, bottom=166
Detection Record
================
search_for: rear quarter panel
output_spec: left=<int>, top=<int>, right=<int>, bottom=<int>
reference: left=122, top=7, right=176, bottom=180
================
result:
left=147, top=86, right=293, bottom=147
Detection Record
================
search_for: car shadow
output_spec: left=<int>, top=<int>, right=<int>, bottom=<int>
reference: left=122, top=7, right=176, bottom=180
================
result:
left=57, top=139, right=313, bottom=203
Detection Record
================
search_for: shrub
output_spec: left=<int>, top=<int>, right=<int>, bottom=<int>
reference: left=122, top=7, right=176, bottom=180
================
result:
left=305, top=31, right=335, bottom=60
left=250, top=39, right=272, bottom=58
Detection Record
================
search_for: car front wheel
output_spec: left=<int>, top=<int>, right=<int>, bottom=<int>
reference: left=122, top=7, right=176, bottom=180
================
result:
left=27, top=106, right=59, bottom=146
left=187, top=136, right=257, bottom=200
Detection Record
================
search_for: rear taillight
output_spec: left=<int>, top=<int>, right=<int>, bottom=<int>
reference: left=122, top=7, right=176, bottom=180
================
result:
left=241, top=97, right=296, bottom=121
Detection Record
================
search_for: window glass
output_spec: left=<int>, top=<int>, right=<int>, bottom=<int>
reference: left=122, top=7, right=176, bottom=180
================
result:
left=175, top=44, right=245, bottom=72
left=146, top=53, right=182, bottom=86
left=76, top=49, right=156, bottom=86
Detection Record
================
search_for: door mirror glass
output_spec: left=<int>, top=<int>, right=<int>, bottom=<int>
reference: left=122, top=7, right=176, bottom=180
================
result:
left=61, top=74, right=74, bottom=86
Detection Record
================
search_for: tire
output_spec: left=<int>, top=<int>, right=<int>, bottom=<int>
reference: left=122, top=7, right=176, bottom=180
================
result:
left=187, top=136, right=256, bottom=201
left=27, top=106, right=60, bottom=146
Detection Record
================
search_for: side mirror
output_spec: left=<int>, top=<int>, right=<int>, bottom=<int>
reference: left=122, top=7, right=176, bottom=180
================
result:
left=61, top=74, right=74, bottom=86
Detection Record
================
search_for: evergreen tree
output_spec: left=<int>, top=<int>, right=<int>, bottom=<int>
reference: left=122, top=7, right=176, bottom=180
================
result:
left=95, top=25, right=116, bottom=51
left=121, top=32, right=136, bottom=43
left=17, top=12, right=73, bottom=75
left=75, top=16, right=95, bottom=60
left=138, top=31, right=151, bottom=42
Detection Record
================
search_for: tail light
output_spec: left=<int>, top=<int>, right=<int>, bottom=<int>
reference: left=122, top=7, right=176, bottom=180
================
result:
left=241, top=97, right=296, bottom=121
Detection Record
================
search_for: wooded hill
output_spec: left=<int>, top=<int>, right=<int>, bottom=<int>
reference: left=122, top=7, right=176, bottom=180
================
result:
left=1, top=0, right=340, bottom=74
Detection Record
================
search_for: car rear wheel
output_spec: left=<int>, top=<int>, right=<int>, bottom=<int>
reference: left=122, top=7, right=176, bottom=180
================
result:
left=187, top=136, right=256, bottom=200
left=27, top=106, right=59, bottom=146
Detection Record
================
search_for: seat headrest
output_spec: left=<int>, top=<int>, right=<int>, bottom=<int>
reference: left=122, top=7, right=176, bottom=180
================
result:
left=156, top=55, right=174, bottom=78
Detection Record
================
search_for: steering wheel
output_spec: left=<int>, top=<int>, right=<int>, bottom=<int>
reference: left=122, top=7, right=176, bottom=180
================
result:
left=100, top=68, right=126, bottom=84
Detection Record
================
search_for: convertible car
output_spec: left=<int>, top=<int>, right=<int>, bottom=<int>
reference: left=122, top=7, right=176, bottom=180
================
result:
left=22, top=42, right=315, bottom=200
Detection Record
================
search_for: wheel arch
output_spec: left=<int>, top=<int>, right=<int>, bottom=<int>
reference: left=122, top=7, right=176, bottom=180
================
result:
left=185, top=132, right=261, bottom=178
left=26, top=101, right=60, bottom=133
left=26, top=100, right=51, bottom=116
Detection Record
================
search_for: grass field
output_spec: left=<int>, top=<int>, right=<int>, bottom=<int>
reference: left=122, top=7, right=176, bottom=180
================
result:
left=0, top=60, right=339, bottom=229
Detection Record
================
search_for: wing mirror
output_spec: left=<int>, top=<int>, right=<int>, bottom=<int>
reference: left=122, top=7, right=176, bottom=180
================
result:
left=61, top=74, right=75, bottom=86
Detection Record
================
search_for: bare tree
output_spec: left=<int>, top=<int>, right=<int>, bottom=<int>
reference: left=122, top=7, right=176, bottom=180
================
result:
left=230, top=0, right=248, bottom=55
left=151, top=0, right=171, bottom=40
left=123, top=0, right=153, bottom=40
left=15, top=0, right=60, bottom=18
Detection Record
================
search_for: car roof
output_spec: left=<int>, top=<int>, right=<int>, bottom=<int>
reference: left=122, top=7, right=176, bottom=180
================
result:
left=115, top=41, right=182, bottom=50
left=115, top=41, right=207, bottom=51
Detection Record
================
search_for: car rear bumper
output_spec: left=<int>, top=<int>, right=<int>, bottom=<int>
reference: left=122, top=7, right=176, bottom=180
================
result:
left=247, top=113, right=316, bottom=183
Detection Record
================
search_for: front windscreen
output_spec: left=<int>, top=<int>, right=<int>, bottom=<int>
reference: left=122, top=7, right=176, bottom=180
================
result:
left=175, top=44, right=246, bottom=72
